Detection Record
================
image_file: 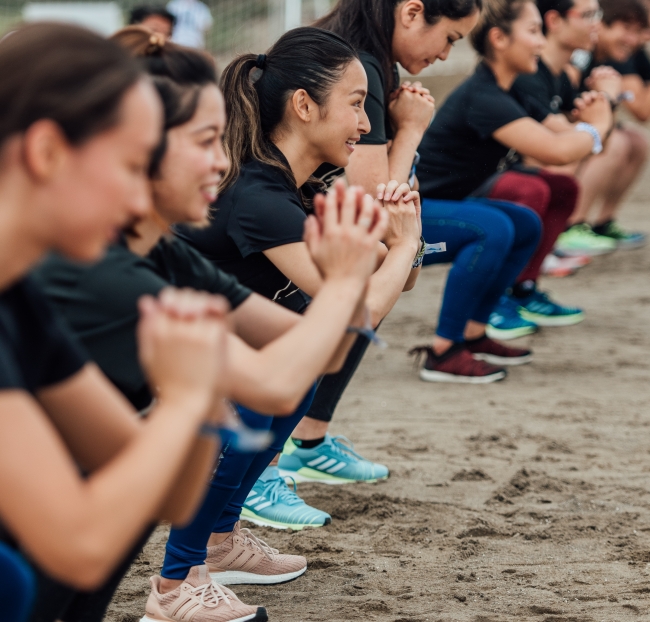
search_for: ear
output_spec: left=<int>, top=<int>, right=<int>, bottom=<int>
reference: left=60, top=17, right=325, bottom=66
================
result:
left=397, top=0, right=425, bottom=29
left=545, top=9, right=562, bottom=34
left=488, top=25, right=511, bottom=54
left=289, top=88, right=317, bottom=123
left=22, top=120, right=69, bottom=182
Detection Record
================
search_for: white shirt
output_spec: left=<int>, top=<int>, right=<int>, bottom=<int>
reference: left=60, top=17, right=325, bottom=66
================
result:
left=167, top=0, right=213, bottom=49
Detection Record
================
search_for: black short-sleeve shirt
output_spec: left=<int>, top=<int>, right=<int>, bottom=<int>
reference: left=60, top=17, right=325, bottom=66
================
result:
left=32, top=237, right=252, bottom=409
left=611, top=48, right=650, bottom=82
left=0, top=277, right=87, bottom=394
left=513, top=59, right=579, bottom=115
left=417, top=62, right=550, bottom=201
left=175, top=155, right=313, bottom=313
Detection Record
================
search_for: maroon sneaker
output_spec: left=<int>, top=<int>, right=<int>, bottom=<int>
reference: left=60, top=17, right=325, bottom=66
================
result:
left=409, top=344, right=507, bottom=384
left=465, top=335, right=533, bottom=366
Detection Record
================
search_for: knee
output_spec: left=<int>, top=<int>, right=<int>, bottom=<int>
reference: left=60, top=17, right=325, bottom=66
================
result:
left=626, top=128, right=649, bottom=164
left=549, top=174, right=579, bottom=214
left=481, top=210, right=515, bottom=252
left=513, top=176, right=552, bottom=212
left=518, top=207, right=543, bottom=246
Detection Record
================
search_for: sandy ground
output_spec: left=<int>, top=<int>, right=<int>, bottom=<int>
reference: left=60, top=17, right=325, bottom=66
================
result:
left=107, top=149, right=650, bottom=622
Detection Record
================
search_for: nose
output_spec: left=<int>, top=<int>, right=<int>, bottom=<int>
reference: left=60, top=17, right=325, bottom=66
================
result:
left=359, top=107, right=371, bottom=135
left=213, top=143, right=230, bottom=174
left=130, top=178, right=153, bottom=219
left=437, top=44, right=451, bottom=61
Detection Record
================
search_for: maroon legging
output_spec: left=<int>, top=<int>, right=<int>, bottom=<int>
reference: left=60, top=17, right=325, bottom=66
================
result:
left=488, top=169, right=579, bottom=283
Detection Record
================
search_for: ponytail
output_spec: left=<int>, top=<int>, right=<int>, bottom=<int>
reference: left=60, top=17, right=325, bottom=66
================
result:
left=471, top=0, right=532, bottom=58
left=220, top=26, right=358, bottom=192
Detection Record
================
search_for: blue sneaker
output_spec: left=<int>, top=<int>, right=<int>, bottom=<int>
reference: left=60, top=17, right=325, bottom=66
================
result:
left=487, top=295, right=538, bottom=341
left=517, top=289, right=584, bottom=327
left=241, top=466, right=331, bottom=530
left=278, top=434, right=389, bottom=485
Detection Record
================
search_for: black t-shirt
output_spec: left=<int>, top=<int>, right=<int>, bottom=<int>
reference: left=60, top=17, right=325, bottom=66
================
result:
left=0, top=277, right=87, bottom=394
left=417, top=62, right=550, bottom=201
left=315, top=51, right=399, bottom=186
left=32, top=237, right=252, bottom=409
left=611, top=48, right=650, bottom=82
left=175, top=156, right=314, bottom=313
left=513, top=58, right=579, bottom=115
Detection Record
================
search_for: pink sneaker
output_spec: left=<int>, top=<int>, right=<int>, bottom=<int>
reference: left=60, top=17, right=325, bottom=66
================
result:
left=141, top=564, right=266, bottom=622
left=207, top=522, right=306, bottom=585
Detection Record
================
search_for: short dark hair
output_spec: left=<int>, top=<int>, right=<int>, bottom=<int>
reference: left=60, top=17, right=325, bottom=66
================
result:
left=130, top=5, right=176, bottom=27
left=600, top=0, right=648, bottom=27
left=537, top=0, right=574, bottom=33
left=0, top=23, right=142, bottom=148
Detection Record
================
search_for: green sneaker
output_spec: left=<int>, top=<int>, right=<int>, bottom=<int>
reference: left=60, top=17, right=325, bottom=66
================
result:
left=555, top=223, right=616, bottom=257
left=592, top=220, right=646, bottom=250
left=517, top=289, right=584, bottom=327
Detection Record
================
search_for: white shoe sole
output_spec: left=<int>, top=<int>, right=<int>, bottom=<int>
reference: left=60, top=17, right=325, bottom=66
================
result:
left=555, top=246, right=615, bottom=257
left=141, top=613, right=261, bottom=622
left=519, top=311, right=584, bottom=327
left=278, top=468, right=385, bottom=486
left=209, top=566, right=306, bottom=585
left=419, top=369, right=506, bottom=384
left=473, top=353, right=533, bottom=366
left=486, top=326, right=537, bottom=341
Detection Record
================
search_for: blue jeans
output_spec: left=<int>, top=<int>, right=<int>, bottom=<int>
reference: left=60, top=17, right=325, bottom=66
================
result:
left=0, top=543, right=35, bottom=622
left=421, top=199, right=542, bottom=342
left=161, top=385, right=317, bottom=579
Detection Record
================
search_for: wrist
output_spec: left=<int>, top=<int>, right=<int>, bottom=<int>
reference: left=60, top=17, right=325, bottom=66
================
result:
left=157, top=387, right=213, bottom=419
left=394, top=123, right=425, bottom=141
left=385, top=237, right=420, bottom=254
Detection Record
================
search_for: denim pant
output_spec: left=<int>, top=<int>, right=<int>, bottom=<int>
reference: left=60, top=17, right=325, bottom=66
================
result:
left=421, top=198, right=542, bottom=343
left=0, top=543, right=34, bottom=622
left=161, top=385, right=317, bottom=579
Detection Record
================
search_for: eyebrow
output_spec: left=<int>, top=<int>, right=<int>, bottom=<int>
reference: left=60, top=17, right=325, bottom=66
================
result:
left=350, top=89, right=367, bottom=96
left=191, top=124, right=220, bottom=135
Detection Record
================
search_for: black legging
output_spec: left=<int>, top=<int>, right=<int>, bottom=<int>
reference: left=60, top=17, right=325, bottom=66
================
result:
left=303, top=334, right=370, bottom=423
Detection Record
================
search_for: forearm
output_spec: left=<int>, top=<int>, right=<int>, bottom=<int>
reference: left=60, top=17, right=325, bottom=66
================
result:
left=388, top=127, right=423, bottom=185
left=403, top=265, right=421, bottom=291
left=229, top=278, right=364, bottom=414
left=366, top=243, right=418, bottom=327
left=323, top=293, right=367, bottom=373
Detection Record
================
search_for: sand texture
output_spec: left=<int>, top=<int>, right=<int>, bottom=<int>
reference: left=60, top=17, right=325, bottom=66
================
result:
left=106, top=189, right=650, bottom=622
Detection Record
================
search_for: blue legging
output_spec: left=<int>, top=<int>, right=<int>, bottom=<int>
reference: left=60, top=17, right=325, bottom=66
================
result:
left=0, top=543, right=35, bottom=622
left=421, top=199, right=542, bottom=343
left=162, top=385, right=317, bottom=579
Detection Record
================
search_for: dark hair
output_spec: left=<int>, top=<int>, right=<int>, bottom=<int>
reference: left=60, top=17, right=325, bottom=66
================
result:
left=600, top=0, right=648, bottom=27
left=219, top=26, right=358, bottom=192
left=111, top=26, right=218, bottom=176
left=130, top=5, right=176, bottom=27
left=315, top=0, right=482, bottom=92
left=471, top=0, right=533, bottom=57
left=536, top=0, right=574, bottom=34
left=0, top=22, right=142, bottom=149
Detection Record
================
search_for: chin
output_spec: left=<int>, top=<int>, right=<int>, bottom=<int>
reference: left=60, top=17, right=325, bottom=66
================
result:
left=61, top=242, right=108, bottom=264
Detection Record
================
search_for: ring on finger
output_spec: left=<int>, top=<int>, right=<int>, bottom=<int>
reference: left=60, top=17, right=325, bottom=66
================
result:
left=358, top=217, right=373, bottom=229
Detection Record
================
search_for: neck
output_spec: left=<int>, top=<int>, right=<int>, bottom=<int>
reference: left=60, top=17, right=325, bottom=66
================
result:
left=542, top=37, right=574, bottom=75
left=0, top=175, right=50, bottom=291
left=271, top=133, right=321, bottom=188
left=484, top=58, right=519, bottom=91
left=127, top=212, right=168, bottom=257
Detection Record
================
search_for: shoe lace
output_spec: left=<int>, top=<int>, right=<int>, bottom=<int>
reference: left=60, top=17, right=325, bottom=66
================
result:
left=329, top=435, right=366, bottom=462
left=238, top=526, right=279, bottom=559
left=408, top=345, right=433, bottom=369
left=189, top=581, right=233, bottom=610
left=259, top=475, right=303, bottom=506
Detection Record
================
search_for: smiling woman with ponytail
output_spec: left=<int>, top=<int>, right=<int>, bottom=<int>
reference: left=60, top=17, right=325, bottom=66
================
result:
left=178, top=25, right=425, bottom=489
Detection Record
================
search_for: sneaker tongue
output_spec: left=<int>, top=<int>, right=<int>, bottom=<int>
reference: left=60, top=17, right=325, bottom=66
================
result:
left=185, top=564, right=211, bottom=588
left=258, top=466, right=280, bottom=482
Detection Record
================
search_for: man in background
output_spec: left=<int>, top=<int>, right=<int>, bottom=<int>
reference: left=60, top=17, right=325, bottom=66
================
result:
left=129, top=5, right=176, bottom=38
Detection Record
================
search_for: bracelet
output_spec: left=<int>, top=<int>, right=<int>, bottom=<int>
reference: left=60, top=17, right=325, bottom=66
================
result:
left=346, top=307, right=387, bottom=348
left=575, top=122, right=603, bottom=155
left=412, top=236, right=426, bottom=269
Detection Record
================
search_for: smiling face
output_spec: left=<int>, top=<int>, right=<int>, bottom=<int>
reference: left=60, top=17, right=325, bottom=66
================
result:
left=596, top=19, right=645, bottom=62
left=41, top=79, right=162, bottom=261
left=497, top=1, right=546, bottom=75
left=151, top=84, right=228, bottom=226
left=550, top=0, right=601, bottom=51
left=392, top=1, right=480, bottom=74
left=306, top=58, right=370, bottom=169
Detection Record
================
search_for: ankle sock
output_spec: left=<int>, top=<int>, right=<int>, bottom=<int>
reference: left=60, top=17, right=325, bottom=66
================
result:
left=512, top=280, right=536, bottom=300
left=292, top=436, right=325, bottom=449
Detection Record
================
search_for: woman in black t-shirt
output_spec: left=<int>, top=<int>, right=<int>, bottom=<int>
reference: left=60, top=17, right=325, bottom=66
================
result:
left=0, top=24, right=237, bottom=622
left=36, top=27, right=388, bottom=622
left=418, top=0, right=615, bottom=329
left=179, top=27, right=424, bottom=484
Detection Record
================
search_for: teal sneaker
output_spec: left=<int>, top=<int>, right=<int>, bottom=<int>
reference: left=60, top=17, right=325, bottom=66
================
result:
left=241, top=466, right=331, bottom=530
left=487, top=295, right=538, bottom=341
left=592, top=220, right=646, bottom=250
left=517, top=289, right=584, bottom=327
left=555, top=223, right=616, bottom=257
left=279, top=434, right=389, bottom=485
